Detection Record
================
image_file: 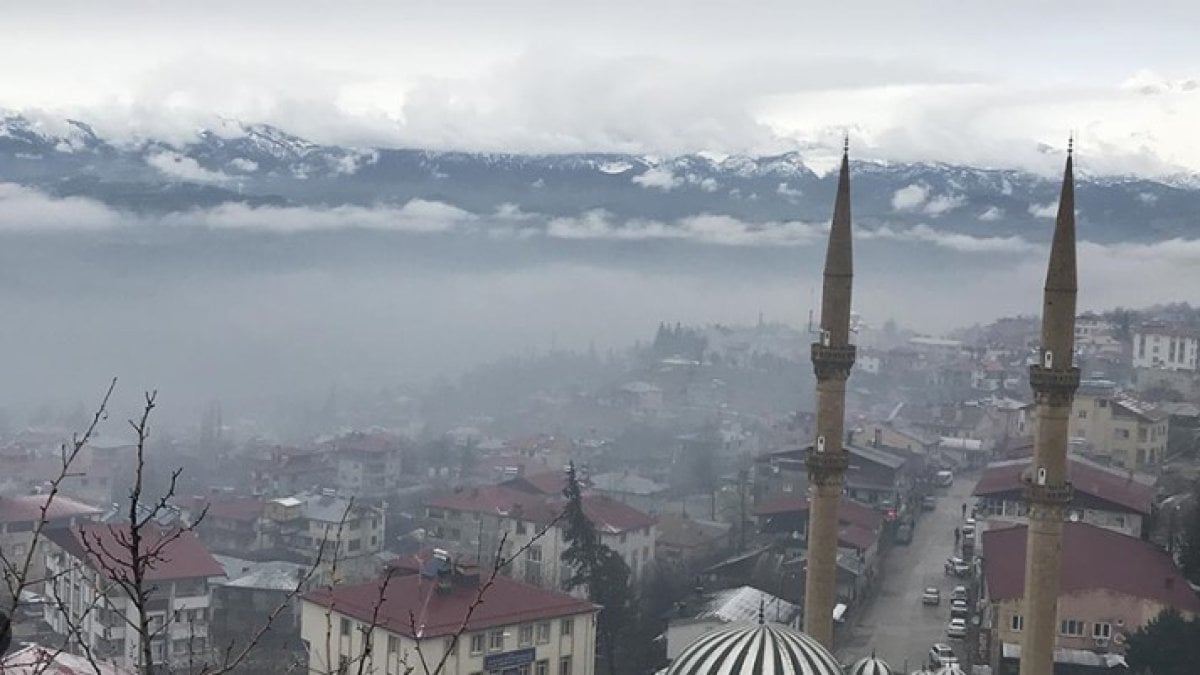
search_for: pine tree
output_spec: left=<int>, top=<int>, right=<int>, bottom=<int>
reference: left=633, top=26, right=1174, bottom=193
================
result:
left=1126, top=608, right=1200, bottom=675
left=1180, top=498, right=1200, bottom=584
left=561, top=463, right=634, bottom=675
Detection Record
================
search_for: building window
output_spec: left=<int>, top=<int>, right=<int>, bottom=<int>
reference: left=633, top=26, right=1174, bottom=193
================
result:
left=516, top=520, right=528, bottom=535
left=558, top=656, right=573, bottom=675
left=1010, top=614, right=1024, bottom=632
left=340, top=618, right=351, bottom=637
left=519, top=624, right=534, bottom=646
left=469, top=633, right=485, bottom=655
left=387, top=635, right=399, bottom=655
left=1060, top=619, right=1085, bottom=636
left=536, top=621, right=551, bottom=644
left=1077, top=410, right=1087, bottom=419
left=1093, top=622, right=1112, bottom=639
left=488, top=629, right=504, bottom=652
left=536, top=659, right=550, bottom=675
left=1138, top=428, right=1148, bottom=442
left=561, top=618, right=573, bottom=637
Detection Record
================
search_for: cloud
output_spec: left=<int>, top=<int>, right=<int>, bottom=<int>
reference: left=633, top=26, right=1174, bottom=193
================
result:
left=0, top=183, right=123, bottom=231
left=923, top=192, right=966, bottom=216
left=978, top=206, right=1004, bottom=221
left=861, top=223, right=1038, bottom=254
left=1028, top=201, right=1058, bottom=217
left=545, top=210, right=822, bottom=246
left=164, top=199, right=475, bottom=233
left=891, top=183, right=929, bottom=210
left=632, top=167, right=683, bottom=190
left=146, top=151, right=231, bottom=183
left=228, top=158, right=259, bottom=173
left=777, top=182, right=803, bottom=198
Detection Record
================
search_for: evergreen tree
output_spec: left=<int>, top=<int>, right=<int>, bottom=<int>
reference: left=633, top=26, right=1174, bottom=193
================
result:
left=1126, top=608, right=1200, bottom=675
left=561, top=463, right=635, bottom=675
left=1179, top=497, right=1200, bottom=585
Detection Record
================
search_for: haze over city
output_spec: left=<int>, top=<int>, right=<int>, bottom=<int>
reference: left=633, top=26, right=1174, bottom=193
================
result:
left=2, top=4, right=1200, bottom=675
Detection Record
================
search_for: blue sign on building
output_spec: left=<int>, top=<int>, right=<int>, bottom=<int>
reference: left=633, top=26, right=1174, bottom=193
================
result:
left=483, top=647, right=536, bottom=670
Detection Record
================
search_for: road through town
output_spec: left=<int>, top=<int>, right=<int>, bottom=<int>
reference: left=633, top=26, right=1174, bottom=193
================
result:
left=837, top=476, right=975, bottom=673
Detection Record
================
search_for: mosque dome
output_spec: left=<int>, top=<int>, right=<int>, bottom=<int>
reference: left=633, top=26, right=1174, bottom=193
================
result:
left=666, top=621, right=843, bottom=675
left=847, top=653, right=895, bottom=675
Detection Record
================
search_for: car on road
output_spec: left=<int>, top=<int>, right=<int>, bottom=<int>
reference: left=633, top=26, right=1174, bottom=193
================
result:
left=922, top=495, right=937, bottom=511
left=936, top=470, right=954, bottom=487
left=922, top=587, right=941, bottom=605
left=962, top=518, right=976, bottom=538
left=950, top=598, right=969, bottom=618
left=952, top=585, right=968, bottom=601
left=929, top=643, right=958, bottom=668
left=947, top=617, right=967, bottom=638
left=944, top=557, right=971, bottom=577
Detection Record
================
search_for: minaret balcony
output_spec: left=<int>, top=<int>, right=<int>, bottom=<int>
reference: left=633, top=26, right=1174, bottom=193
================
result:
left=805, top=448, right=849, bottom=485
left=1022, top=479, right=1073, bottom=507
left=1028, top=365, right=1081, bottom=406
left=811, top=343, right=857, bottom=381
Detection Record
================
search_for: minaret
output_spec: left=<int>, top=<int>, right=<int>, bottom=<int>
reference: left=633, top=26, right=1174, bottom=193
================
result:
left=1019, top=140, right=1080, bottom=675
left=803, top=137, right=856, bottom=647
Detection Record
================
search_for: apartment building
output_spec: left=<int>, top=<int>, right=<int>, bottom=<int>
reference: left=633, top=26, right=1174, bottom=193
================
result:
left=301, top=555, right=597, bottom=675
left=42, top=524, right=224, bottom=671
left=1134, top=324, right=1199, bottom=371
left=983, top=523, right=1200, bottom=672
left=0, top=494, right=100, bottom=598
left=1065, top=381, right=1169, bottom=468
left=971, top=455, right=1154, bottom=537
left=424, top=485, right=656, bottom=590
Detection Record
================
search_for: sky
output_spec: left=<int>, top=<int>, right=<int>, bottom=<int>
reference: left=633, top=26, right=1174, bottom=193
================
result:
left=4, top=1, right=1200, bottom=174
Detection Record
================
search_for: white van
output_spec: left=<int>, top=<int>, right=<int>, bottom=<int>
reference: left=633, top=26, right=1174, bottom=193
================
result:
left=936, top=469, right=954, bottom=487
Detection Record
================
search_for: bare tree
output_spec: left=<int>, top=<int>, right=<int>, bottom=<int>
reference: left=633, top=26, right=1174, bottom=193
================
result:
left=4, top=383, right=569, bottom=675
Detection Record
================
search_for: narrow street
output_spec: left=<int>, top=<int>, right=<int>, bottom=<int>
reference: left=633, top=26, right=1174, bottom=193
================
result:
left=837, top=475, right=975, bottom=673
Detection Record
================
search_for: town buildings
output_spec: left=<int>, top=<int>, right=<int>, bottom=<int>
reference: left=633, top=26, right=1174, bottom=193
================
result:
left=1066, top=380, right=1168, bottom=468
left=301, top=556, right=598, bottom=675
left=0, top=494, right=100, bottom=598
left=983, top=522, right=1200, bottom=673
left=42, top=524, right=225, bottom=671
left=1133, top=324, right=1199, bottom=372
left=424, top=484, right=656, bottom=590
left=971, top=455, right=1154, bottom=538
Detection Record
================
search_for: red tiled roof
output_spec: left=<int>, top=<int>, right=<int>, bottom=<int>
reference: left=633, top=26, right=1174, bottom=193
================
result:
left=0, top=494, right=101, bottom=524
left=752, top=496, right=883, bottom=531
left=982, top=522, right=1200, bottom=611
left=195, top=495, right=264, bottom=522
left=582, top=494, right=655, bottom=534
left=507, top=470, right=568, bottom=496
left=305, top=574, right=597, bottom=638
left=427, top=486, right=655, bottom=534
left=838, top=523, right=878, bottom=551
left=972, top=457, right=1153, bottom=514
left=48, top=523, right=225, bottom=581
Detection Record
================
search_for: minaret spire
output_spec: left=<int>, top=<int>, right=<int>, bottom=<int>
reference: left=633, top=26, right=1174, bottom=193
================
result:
left=1019, top=141, right=1080, bottom=675
left=803, top=135, right=856, bottom=647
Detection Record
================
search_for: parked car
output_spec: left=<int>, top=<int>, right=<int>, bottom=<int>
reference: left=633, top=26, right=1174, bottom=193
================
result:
left=952, top=585, right=968, bottom=602
left=922, top=495, right=937, bottom=511
left=962, top=518, right=976, bottom=538
left=936, top=469, right=954, bottom=487
left=922, top=587, right=941, bottom=606
left=944, top=557, right=971, bottom=577
left=947, top=617, right=967, bottom=638
left=950, top=598, right=969, bottom=618
left=895, top=521, right=914, bottom=544
left=929, top=643, right=958, bottom=668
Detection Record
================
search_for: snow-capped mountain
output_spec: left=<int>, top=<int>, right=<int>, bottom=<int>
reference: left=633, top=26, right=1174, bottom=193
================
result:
left=2, top=112, right=1198, bottom=243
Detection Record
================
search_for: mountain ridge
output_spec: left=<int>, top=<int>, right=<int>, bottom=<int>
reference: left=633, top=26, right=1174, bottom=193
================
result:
left=2, top=112, right=1198, bottom=243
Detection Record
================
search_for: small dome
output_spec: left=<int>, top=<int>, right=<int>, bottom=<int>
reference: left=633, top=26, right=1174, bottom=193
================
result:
left=667, top=621, right=842, bottom=675
left=848, top=654, right=895, bottom=675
